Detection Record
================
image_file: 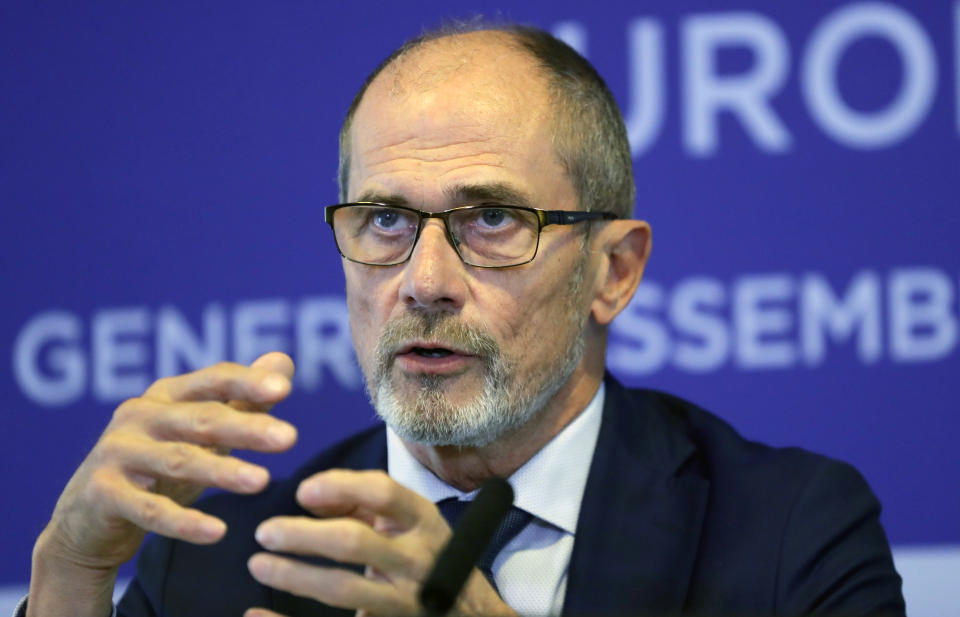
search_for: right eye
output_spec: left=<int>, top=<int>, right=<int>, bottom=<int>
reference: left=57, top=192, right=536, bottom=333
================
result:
left=362, top=207, right=418, bottom=236
left=371, top=208, right=403, bottom=230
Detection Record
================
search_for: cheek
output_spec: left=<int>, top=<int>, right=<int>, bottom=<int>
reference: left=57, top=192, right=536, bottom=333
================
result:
left=488, top=271, right=582, bottom=349
left=345, top=270, right=392, bottom=370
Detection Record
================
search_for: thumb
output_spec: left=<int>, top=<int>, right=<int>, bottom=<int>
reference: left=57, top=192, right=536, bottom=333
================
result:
left=250, top=351, right=296, bottom=381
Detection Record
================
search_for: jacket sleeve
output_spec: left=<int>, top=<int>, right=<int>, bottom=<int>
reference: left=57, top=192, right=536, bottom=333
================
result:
left=11, top=595, right=116, bottom=617
left=775, top=459, right=905, bottom=616
left=114, top=534, right=173, bottom=617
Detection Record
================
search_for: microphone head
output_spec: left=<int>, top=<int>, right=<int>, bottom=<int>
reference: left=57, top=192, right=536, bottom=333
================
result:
left=419, top=477, right=514, bottom=616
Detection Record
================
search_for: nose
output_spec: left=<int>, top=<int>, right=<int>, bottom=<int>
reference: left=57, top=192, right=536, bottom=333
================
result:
left=398, top=219, right=468, bottom=312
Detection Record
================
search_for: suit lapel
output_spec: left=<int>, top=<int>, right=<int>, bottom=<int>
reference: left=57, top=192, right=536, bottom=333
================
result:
left=564, top=377, right=709, bottom=616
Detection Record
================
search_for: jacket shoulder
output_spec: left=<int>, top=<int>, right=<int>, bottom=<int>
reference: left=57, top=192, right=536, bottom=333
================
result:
left=611, top=383, right=835, bottom=480
left=604, top=381, right=903, bottom=614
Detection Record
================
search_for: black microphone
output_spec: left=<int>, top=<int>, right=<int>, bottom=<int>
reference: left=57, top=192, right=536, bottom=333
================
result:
left=419, top=477, right=514, bottom=616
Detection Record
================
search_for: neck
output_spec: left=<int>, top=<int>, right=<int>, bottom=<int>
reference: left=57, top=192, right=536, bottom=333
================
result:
left=402, top=363, right=604, bottom=492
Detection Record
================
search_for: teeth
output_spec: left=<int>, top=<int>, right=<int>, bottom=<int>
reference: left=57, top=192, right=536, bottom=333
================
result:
left=413, top=347, right=453, bottom=357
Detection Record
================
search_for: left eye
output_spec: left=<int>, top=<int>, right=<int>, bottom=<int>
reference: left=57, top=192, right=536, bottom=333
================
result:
left=478, top=208, right=510, bottom=228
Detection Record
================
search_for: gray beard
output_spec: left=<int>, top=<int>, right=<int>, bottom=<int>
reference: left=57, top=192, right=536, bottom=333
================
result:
left=367, top=304, right=586, bottom=448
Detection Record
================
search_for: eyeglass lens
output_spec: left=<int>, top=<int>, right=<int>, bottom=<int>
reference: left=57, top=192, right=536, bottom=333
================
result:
left=332, top=205, right=540, bottom=266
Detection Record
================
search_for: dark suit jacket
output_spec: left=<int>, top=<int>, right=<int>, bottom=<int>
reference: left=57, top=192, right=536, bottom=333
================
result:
left=117, top=376, right=905, bottom=616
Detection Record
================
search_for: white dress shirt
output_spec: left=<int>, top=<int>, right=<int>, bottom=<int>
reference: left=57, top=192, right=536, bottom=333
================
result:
left=387, top=382, right=605, bottom=616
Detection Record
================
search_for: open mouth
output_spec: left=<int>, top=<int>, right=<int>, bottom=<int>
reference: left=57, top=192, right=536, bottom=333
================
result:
left=396, top=341, right=470, bottom=359
left=393, top=342, right=475, bottom=374
left=410, top=346, right=455, bottom=358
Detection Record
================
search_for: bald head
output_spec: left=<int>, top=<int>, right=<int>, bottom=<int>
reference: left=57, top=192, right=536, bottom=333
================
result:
left=353, top=31, right=554, bottom=166
left=337, top=24, right=635, bottom=219
left=369, top=30, right=542, bottom=101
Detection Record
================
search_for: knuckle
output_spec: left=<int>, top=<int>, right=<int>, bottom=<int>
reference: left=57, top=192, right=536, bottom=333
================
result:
left=335, top=522, right=365, bottom=555
left=189, top=402, right=220, bottom=438
left=392, top=544, right=423, bottom=577
left=146, top=376, right=173, bottom=397
left=191, top=370, right=217, bottom=396
left=137, top=496, right=161, bottom=528
left=210, top=362, right=241, bottom=385
left=384, top=483, right=409, bottom=512
left=162, top=443, right=192, bottom=477
left=113, top=397, right=144, bottom=423
left=324, top=570, right=353, bottom=605
left=90, top=430, right=136, bottom=468
left=367, top=470, right=395, bottom=506
left=85, top=468, right=115, bottom=502
left=93, top=434, right=122, bottom=462
left=208, top=362, right=246, bottom=394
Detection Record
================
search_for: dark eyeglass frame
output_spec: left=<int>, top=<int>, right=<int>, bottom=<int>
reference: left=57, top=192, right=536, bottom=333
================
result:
left=324, top=202, right=620, bottom=268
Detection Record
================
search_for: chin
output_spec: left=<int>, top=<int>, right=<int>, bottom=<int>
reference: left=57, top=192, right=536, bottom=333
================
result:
left=374, top=380, right=532, bottom=448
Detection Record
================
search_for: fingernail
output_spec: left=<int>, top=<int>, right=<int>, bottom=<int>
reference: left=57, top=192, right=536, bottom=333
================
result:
left=266, top=422, right=296, bottom=446
left=255, top=524, right=276, bottom=547
left=296, top=479, right=317, bottom=503
left=248, top=554, right=271, bottom=580
left=296, top=477, right=328, bottom=506
left=239, top=467, right=267, bottom=490
left=200, top=517, right=227, bottom=540
left=262, top=374, right=289, bottom=396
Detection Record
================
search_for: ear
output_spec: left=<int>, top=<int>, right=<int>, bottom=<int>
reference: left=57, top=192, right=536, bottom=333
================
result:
left=590, top=220, right=652, bottom=326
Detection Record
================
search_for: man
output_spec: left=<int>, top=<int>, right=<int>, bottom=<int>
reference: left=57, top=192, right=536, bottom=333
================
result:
left=23, top=24, right=904, bottom=617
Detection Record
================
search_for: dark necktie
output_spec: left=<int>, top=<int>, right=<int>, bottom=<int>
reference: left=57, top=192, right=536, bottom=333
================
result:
left=437, top=497, right=533, bottom=593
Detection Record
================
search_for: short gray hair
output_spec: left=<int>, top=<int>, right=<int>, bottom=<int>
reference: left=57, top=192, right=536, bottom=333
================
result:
left=337, top=22, right=636, bottom=219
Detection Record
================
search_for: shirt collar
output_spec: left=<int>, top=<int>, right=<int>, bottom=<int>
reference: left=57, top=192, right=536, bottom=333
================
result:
left=387, top=382, right=605, bottom=535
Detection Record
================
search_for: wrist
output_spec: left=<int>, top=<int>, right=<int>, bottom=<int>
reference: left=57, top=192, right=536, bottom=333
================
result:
left=27, top=528, right=118, bottom=617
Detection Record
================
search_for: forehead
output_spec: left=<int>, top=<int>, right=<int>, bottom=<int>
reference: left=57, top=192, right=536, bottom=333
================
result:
left=346, top=33, right=568, bottom=204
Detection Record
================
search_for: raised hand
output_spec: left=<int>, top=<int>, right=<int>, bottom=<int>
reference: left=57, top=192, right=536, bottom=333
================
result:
left=28, top=352, right=298, bottom=617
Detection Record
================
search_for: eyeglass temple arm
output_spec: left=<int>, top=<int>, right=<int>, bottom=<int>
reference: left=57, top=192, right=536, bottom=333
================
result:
left=541, top=210, right=619, bottom=226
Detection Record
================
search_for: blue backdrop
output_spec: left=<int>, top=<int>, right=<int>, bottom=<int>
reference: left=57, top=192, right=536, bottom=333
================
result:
left=2, top=1, right=957, bottom=613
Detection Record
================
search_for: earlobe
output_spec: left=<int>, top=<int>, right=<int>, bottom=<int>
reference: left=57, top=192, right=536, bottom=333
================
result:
left=590, top=221, right=652, bottom=325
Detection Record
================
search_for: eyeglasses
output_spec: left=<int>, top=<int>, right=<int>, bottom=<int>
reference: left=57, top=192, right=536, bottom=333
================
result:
left=325, top=202, right=619, bottom=268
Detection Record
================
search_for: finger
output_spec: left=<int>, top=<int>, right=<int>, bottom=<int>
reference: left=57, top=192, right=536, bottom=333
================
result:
left=146, top=400, right=297, bottom=452
left=250, top=352, right=295, bottom=380
left=104, top=472, right=227, bottom=543
left=296, top=470, right=427, bottom=529
left=118, top=438, right=270, bottom=493
left=244, top=609, right=287, bottom=617
left=255, top=517, right=421, bottom=576
left=232, top=352, right=297, bottom=412
left=247, top=553, right=415, bottom=616
left=145, top=362, right=291, bottom=405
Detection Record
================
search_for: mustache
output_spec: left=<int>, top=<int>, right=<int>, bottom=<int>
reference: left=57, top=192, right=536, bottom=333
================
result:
left=374, top=312, right=500, bottom=365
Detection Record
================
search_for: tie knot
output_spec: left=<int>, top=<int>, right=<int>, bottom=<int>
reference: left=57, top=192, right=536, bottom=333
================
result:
left=437, top=498, right=533, bottom=577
